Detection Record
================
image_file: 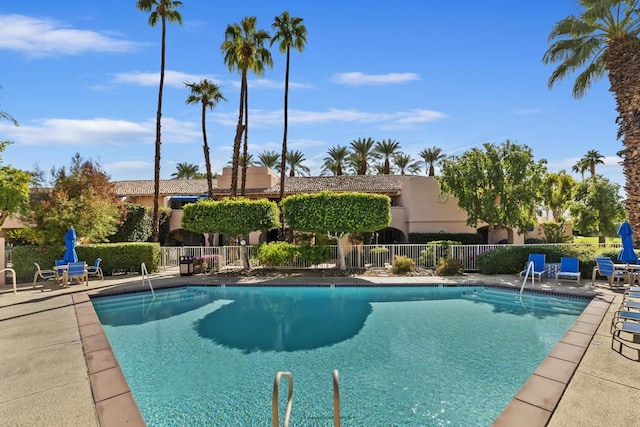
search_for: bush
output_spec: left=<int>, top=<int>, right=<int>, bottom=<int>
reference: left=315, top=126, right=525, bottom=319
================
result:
left=296, top=243, right=331, bottom=265
left=392, top=255, right=415, bottom=274
left=254, top=242, right=297, bottom=267
left=194, top=255, right=219, bottom=273
left=409, top=232, right=482, bottom=245
left=418, top=240, right=461, bottom=267
left=436, top=257, right=463, bottom=276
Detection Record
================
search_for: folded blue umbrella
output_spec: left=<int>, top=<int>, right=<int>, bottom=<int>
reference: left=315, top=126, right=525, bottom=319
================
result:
left=62, top=227, right=78, bottom=263
left=618, top=221, right=638, bottom=264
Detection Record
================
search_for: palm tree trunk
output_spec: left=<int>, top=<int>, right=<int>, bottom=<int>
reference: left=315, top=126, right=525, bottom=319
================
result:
left=201, top=103, right=213, bottom=199
left=278, top=48, right=291, bottom=241
left=605, top=35, right=640, bottom=242
left=230, top=70, right=247, bottom=197
left=241, top=77, right=249, bottom=197
left=152, top=18, right=167, bottom=243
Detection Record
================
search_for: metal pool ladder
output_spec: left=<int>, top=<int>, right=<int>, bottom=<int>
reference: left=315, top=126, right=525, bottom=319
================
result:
left=272, top=369, right=341, bottom=427
left=520, top=261, right=535, bottom=296
left=140, top=263, right=155, bottom=295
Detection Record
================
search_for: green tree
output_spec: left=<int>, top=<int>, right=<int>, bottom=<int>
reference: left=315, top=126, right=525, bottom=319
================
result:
left=31, top=154, right=123, bottom=244
left=257, top=150, right=281, bottom=171
left=271, top=11, right=307, bottom=202
left=182, top=197, right=280, bottom=269
left=0, top=142, right=31, bottom=227
left=321, top=145, right=350, bottom=176
left=171, top=162, right=201, bottom=179
left=437, top=140, right=547, bottom=243
left=108, top=203, right=153, bottom=242
left=374, top=139, right=401, bottom=174
left=281, top=191, right=391, bottom=269
left=543, top=1, right=640, bottom=241
left=582, top=149, right=605, bottom=178
left=568, top=175, right=626, bottom=243
left=221, top=16, right=272, bottom=196
left=540, top=170, right=577, bottom=221
left=184, top=79, right=226, bottom=198
left=348, top=137, right=379, bottom=175
left=136, top=0, right=183, bottom=243
left=419, top=146, right=445, bottom=176
left=393, top=153, right=421, bottom=175
left=286, top=150, right=310, bottom=177
left=571, top=158, right=588, bottom=181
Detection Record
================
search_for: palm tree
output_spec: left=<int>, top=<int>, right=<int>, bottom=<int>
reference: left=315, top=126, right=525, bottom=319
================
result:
left=286, top=150, right=311, bottom=177
left=543, top=1, right=640, bottom=237
left=228, top=153, right=256, bottom=168
left=136, top=0, right=183, bottom=243
left=348, top=137, right=379, bottom=175
left=184, top=79, right=226, bottom=198
left=321, top=145, right=350, bottom=176
left=0, top=84, right=17, bottom=126
left=419, top=146, right=446, bottom=176
left=393, top=153, right=422, bottom=175
left=171, top=162, right=200, bottom=179
left=572, top=158, right=589, bottom=181
left=374, top=139, right=401, bottom=174
left=221, top=16, right=272, bottom=196
left=582, top=149, right=605, bottom=178
left=271, top=12, right=307, bottom=199
left=257, top=150, right=281, bottom=171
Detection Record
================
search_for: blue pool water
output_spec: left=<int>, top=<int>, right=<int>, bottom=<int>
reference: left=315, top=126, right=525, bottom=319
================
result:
left=92, top=286, right=590, bottom=426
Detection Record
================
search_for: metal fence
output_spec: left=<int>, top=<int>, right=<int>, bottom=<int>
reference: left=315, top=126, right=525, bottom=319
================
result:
left=160, top=242, right=623, bottom=272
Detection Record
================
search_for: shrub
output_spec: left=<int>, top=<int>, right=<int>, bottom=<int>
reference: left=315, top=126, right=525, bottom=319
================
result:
left=194, top=255, right=219, bottom=273
left=296, top=243, right=331, bottom=265
left=254, top=242, right=297, bottom=267
left=392, top=255, right=415, bottom=274
left=436, top=257, right=463, bottom=276
left=418, top=240, right=461, bottom=267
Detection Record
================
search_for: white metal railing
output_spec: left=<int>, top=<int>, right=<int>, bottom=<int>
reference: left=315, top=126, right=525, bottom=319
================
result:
left=159, top=242, right=623, bottom=273
left=141, top=263, right=154, bottom=295
left=272, top=371, right=293, bottom=427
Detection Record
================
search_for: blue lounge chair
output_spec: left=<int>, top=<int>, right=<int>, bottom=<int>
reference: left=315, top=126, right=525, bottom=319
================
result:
left=592, top=257, right=625, bottom=288
left=611, top=319, right=640, bottom=361
left=86, top=258, right=103, bottom=281
left=65, top=261, right=88, bottom=286
left=555, top=257, right=581, bottom=284
left=519, top=254, right=546, bottom=281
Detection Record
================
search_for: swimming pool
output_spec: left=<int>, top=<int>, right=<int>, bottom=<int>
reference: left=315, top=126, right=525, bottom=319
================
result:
left=92, top=285, right=590, bottom=426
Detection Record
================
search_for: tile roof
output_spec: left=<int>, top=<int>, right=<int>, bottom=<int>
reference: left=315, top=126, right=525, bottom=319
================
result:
left=114, top=179, right=210, bottom=197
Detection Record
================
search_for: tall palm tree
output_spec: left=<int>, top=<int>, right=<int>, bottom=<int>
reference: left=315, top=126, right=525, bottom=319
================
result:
left=228, top=153, right=256, bottom=168
left=348, top=137, right=379, bottom=175
left=374, top=139, right=401, bottom=174
left=582, top=149, right=605, bottom=177
left=136, top=0, right=183, bottom=243
left=171, top=162, right=200, bottom=179
left=543, top=1, right=640, bottom=237
left=257, top=150, right=281, bottom=171
left=271, top=12, right=307, bottom=200
left=419, top=146, right=446, bottom=176
left=184, top=79, right=226, bottom=198
left=221, top=16, right=272, bottom=197
left=286, top=150, right=311, bottom=177
left=393, top=153, right=422, bottom=175
left=572, top=158, right=589, bottom=181
left=321, top=145, right=350, bottom=176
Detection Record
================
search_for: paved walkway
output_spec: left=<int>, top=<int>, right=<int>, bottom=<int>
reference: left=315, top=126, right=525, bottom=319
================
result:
left=0, top=270, right=638, bottom=426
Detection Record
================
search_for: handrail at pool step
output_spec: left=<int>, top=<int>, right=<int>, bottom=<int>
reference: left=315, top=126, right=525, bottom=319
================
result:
left=140, top=263, right=155, bottom=295
left=271, top=370, right=341, bottom=427
left=520, top=261, right=535, bottom=296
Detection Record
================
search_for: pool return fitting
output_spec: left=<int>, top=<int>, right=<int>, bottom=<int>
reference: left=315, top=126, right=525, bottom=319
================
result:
left=272, top=369, right=341, bottom=427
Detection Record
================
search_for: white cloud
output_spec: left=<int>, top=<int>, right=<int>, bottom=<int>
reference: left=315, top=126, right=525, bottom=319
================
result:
left=111, top=70, right=221, bottom=89
left=228, top=78, right=313, bottom=90
left=332, top=72, right=420, bottom=86
left=0, top=14, right=137, bottom=57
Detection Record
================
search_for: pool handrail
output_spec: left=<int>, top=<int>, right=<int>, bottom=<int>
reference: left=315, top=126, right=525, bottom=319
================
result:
left=520, top=261, right=535, bottom=296
left=333, top=369, right=340, bottom=427
left=272, top=371, right=293, bottom=427
left=0, top=268, right=17, bottom=295
left=140, top=263, right=155, bottom=295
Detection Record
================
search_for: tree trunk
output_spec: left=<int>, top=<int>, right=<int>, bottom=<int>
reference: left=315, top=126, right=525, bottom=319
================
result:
left=152, top=18, right=167, bottom=243
left=201, top=102, right=213, bottom=199
left=278, top=48, right=291, bottom=241
left=241, top=79, right=249, bottom=197
left=230, top=69, right=247, bottom=197
left=334, top=233, right=347, bottom=270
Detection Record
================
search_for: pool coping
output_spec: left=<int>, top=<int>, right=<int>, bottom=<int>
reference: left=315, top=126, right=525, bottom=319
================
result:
left=73, top=284, right=613, bottom=427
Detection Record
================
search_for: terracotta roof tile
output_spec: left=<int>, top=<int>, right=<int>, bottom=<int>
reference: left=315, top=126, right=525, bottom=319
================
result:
left=114, top=179, right=210, bottom=196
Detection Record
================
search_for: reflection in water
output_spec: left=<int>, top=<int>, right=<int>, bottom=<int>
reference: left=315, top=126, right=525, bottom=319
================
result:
left=195, top=291, right=372, bottom=353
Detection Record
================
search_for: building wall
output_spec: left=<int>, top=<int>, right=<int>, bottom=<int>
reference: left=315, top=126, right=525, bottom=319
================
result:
left=216, top=166, right=279, bottom=190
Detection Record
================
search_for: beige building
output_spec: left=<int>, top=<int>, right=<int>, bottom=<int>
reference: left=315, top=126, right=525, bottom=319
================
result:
left=114, top=167, right=525, bottom=246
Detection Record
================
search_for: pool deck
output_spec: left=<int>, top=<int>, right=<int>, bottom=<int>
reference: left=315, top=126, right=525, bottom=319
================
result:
left=1, top=270, right=639, bottom=426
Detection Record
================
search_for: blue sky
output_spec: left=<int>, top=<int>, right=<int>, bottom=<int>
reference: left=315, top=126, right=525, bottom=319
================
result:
left=0, top=0, right=625, bottom=188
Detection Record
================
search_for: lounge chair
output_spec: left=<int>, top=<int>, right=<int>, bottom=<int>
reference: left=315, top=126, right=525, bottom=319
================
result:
left=611, top=319, right=640, bottom=361
left=610, top=310, right=640, bottom=333
left=555, top=257, right=581, bottom=284
left=592, top=257, right=625, bottom=288
left=519, top=254, right=546, bottom=281
left=87, top=258, right=103, bottom=281
left=33, top=262, right=61, bottom=290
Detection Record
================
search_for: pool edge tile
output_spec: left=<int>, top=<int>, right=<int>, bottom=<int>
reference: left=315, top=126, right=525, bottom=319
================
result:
left=95, top=392, right=145, bottom=427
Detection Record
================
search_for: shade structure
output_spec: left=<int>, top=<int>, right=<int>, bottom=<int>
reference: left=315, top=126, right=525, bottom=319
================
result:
left=62, top=227, right=78, bottom=263
left=618, top=221, right=638, bottom=264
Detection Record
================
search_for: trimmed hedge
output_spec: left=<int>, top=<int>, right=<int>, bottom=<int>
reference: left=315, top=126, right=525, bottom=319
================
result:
left=409, top=233, right=483, bottom=245
left=12, top=243, right=161, bottom=283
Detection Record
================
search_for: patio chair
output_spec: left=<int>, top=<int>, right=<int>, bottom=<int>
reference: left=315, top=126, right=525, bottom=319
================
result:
left=610, top=309, right=640, bottom=333
left=611, top=319, right=640, bottom=361
left=555, top=257, right=581, bottom=285
left=519, top=254, right=546, bottom=281
left=592, top=257, right=625, bottom=288
left=66, top=261, right=88, bottom=286
left=87, top=258, right=103, bottom=281
left=33, top=262, right=60, bottom=290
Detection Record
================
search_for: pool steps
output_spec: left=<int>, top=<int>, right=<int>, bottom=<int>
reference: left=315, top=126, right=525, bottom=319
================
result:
left=462, top=288, right=587, bottom=314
